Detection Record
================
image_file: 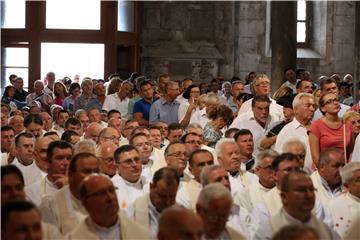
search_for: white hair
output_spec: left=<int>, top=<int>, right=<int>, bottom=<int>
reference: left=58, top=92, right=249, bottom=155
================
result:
left=215, top=138, right=236, bottom=157
left=282, top=139, right=307, bottom=153
left=205, top=92, right=220, bottom=105
left=256, top=149, right=279, bottom=167
left=340, top=162, right=360, bottom=184
left=74, top=140, right=96, bottom=155
left=292, top=93, right=314, bottom=108
left=186, top=123, right=202, bottom=131
left=197, top=182, right=232, bottom=209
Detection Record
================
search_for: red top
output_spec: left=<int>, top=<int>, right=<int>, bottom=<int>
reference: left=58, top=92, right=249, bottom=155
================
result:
left=308, top=119, right=352, bottom=152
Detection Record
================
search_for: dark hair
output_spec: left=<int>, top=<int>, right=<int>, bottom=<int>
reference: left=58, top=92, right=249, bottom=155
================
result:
left=272, top=224, right=318, bottom=240
left=189, top=149, right=213, bottom=167
left=129, top=132, right=149, bottom=145
left=43, top=131, right=59, bottom=138
left=15, top=132, right=34, bottom=146
left=61, top=131, right=79, bottom=144
left=252, top=95, right=271, bottom=107
left=224, top=128, right=240, bottom=138
left=2, top=200, right=38, bottom=230
left=24, top=114, right=43, bottom=128
left=230, top=76, right=241, bottom=84
left=152, top=167, right=180, bottom=185
left=65, top=117, right=81, bottom=129
left=245, top=72, right=256, bottom=85
left=233, top=129, right=253, bottom=141
left=280, top=169, right=308, bottom=192
left=47, top=140, right=73, bottom=162
left=180, top=132, right=199, bottom=143
left=182, top=84, right=199, bottom=100
left=319, top=92, right=336, bottom=115
left=236, top=92, right=253, bottom=103
left=1, top=165, right=24, bottom=185
left=130, top=126, right=149, bottom=138
left=271, top=153, right=297, bottom=171
left=3, top=85, right=16, bottom=97
left=164, top=141, right=182, bottom=157
left=139, top=80, right=154, bottom=92
left=319, top=77, right=337, bottom=91
left=283, top=67, right=295, bottom=74
left=207, top=104, right=233, bottom=125
left=168, top=123, right=183, bottom=134
left=69, top=152, right=97, bottom=173
left=107, top=109, right=121, bottom=119
left=1, top=125, right=14, bottom=132
left=295, top=79, right=312, bottom=89
left=57, top=110, right=69, bottom=119
left=114, top=145, right=138, bottom=163
left=296, top=68, right=306, bottom=79
left=9, top=74, right=17, bottom=81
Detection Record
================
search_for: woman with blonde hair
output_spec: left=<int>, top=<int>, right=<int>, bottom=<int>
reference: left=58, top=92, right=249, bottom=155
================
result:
left=343, top=111, right=360, bottom=136
left=308, top=92, right=355, bottom=168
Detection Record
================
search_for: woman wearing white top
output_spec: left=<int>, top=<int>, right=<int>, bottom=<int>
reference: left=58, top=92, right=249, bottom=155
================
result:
left=178, top=85, right=200, bottom=128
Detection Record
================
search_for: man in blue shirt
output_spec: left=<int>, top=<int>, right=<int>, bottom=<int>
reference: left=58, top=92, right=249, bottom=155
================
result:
left=150, top=81, right=180, bottom=125
left=133, top=80, right=157, bottom=126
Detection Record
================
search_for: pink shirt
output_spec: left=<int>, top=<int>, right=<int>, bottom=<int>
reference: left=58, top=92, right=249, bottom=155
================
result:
left=308, top=119, right=352, bottom=152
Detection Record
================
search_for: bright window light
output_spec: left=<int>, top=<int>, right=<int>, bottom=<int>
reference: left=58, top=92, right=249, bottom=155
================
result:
left=1, top=0, right=26, bottom=28
left=46, top=0, right=100, bottom=30
left=41, top=43, right=104, bottom=81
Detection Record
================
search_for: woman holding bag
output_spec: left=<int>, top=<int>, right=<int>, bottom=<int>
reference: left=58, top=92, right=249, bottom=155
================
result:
left=308, top=92, right=355, bottom=168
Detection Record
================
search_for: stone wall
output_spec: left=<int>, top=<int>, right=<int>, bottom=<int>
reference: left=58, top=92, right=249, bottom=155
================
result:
left=140, top=1, right=358, bottom=83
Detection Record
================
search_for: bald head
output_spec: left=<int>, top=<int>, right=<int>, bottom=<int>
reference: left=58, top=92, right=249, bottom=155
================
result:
left=96, top=142, right=118, bottom=177
left=158, top=205, right=203, bottom=240
left=84, top=122, right=102, bottom=143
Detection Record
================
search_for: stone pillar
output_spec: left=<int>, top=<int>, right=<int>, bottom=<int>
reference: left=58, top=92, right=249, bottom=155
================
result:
left=354, top=2, right=360, bottom=103
left=270, top=1, right=297, bottom=92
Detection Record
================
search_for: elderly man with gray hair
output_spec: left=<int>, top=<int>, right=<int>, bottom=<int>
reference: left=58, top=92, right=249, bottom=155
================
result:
left=25, top=80, right=53, bottom=112
left=199, top=165, right=257, bottom=239
left=274, top=93, right=315, bottom=172
left=326, top=162, right=360, bottom=239
left=196, top=183, right=246, bottom=240
left=236, top=149, right=278, bottom=212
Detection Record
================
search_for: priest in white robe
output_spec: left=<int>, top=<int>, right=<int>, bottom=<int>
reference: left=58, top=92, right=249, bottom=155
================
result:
left=254, top=170, right=335, bottom=240
left=39, top=152, right=100, bottom=234
left=327, top=162, right=360, bottom=239
left=68, top=173, right=149, bottom=239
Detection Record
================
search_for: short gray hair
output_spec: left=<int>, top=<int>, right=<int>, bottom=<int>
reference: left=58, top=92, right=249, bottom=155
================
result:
left=292, top=93, right=314, bottom=109
left=340, top=162, right=360, bottom=184
left=256, top=149, right=279, bottom=167
left=200, top=165, right=223, bottom=187
left=215, top=138, right=235, bottom=157
left=74, top=140, right=96, bottom=155
left=197, top=183, right=232, bottom=209
left=318, top=148, right=342, bottom=169
left=282, top=139, right=306, bottom=153
left=186, top=123, right=202, bottom=131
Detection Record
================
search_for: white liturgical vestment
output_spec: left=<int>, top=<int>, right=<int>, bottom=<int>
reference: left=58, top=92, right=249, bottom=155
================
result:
left=12, top=158, right=44, bottom=186
left=327, top=192, right=360, bottom=238
left=176, top=179, right=202, bottom=210
left=39, top=185, right=87, bottom=235
left=25, top=176, right=59, bottom=206
left=111, top=174, right=149, bottom=211
left=310, top=171, right=343, bottom=206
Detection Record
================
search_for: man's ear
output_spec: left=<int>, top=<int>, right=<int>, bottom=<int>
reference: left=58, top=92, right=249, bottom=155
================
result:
left=280, top=191, right=288, bottom=206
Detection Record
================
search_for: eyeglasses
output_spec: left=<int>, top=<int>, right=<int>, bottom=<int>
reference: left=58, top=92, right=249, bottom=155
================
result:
left=99, top=157, right=115, bottom=164
left=86, top=186, right=118, bottom=198
left=168, top=151, right=187, bottom=158
left=185, top=140, right=202, bottom=145
left=117, top=157, right=142, bottom=167
left=323, top=97, right=340, bottom=106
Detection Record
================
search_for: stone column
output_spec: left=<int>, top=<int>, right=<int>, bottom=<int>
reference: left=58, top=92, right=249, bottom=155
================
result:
left=270, top=1, right=297, bottom=92
left=354, top=1, right=360, bottom=103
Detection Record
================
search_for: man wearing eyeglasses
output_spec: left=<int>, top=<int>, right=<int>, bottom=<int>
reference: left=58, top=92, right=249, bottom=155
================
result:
left=164, top=142, right=191, bottom=182
left=111, top=145, right=149, bottom=213
left=96, top=141, right=118, bottom=178
left=98, top=127, right=121, bottom=146
left=254, top=170, right=334, bottom=240
left=237, top=74, right=284, bottom=121
left=39, top=152, right=100, bottom=235
left=196, top=183, right=247, bottom=240
left=252, top=153, right=333, bottom=230
left=274, top=93, right=315, bottom=172
left=68, top=174, right=149, bottom=239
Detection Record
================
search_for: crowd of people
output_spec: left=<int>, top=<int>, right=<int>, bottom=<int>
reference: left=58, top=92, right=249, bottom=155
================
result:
left=1, top=69, right=360, bottom=240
